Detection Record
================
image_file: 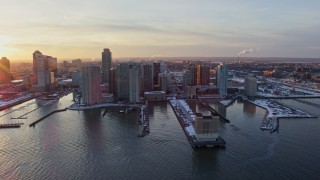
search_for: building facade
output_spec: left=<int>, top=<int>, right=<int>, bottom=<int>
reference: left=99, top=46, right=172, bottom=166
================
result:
left=129, top=65, right=141, bottom=103
left=153, top=62, right=161, bottom=87
left=101, top=48, right=112, bottom=84
left=183, top=64, right=197, bottom=91
left=199, top=65, right=210, bottom=85
left=142, top=63, right=154, bottom=92
left=33, top=51, right=57, bottom=91
left=244, top=77, right=257, bottom=97
left=0, top=57, right=11, bottom=85
left=109, top=67, right=117, bottom=95
left=194, top=113, right=219, bottom=141
left=217, top=63, right=228, bottom=97
left=81, top=65, right=101, bottom=105
left=116, top=63, right=130, bottom=100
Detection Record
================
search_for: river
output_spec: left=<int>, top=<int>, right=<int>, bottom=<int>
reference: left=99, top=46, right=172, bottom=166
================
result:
left=0, top=95, right=320, bottom=179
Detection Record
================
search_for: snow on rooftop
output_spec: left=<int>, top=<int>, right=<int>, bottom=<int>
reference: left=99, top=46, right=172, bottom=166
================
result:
left=185, top=125, right=195, bottom=136
left=230, top=77, right=245, bottom=83
left=144, top=91, right=166, bottom=95
left=219, top=100, right=232, bottom=106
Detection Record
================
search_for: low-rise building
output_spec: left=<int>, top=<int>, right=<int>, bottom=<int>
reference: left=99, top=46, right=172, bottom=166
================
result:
left=194, top=113, right=219, bottom=141
left=144, top=91, right=166, bottom=101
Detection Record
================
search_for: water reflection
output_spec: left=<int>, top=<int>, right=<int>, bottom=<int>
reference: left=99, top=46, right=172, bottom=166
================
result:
left=192, top=149, right=219, bottom=177
left=243, top=102, right=256, bottom=115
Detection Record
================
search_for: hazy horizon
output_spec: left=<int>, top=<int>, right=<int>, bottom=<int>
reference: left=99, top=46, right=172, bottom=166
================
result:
left=8, top=56, right=320, bottom=64
left=0, top=0, right=319, bottom=61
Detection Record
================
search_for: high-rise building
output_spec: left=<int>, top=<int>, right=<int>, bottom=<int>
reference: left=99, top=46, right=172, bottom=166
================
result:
left=109, top=67, right=117, bottom=95
left=33, top=51, right=57, bottom=91
left=102, top=48, right=112, bottom=84
left=22, top=75, right=32, bottom=88
left=33, top=50, right=41, bottom=83
left=117, top=63, right=130, bottom=100
left=71, top=71, right=82, bottom=87
left=199, top=65, right=210, bottom=85
left=142, top=64, right=154, bottom=92
left=0, top=57, right=11, bottom=85
left=217, top=63, right=228, bottom=97
left=160, top=62, right=167, bottom=73
left=183, top=64, right=197, bottom=91
left=129, top=65, right=141, bottom=103
left=244, top=77, right=257, bottom=97
left=72, top=59, right=82, bottom=70
left=153, top=62, right=161, bottom=87
left=81, top=65, right=101, bottom=105
left=159, top=72, right=170, bottom=92
left=197, top=64, right=201, bottom=85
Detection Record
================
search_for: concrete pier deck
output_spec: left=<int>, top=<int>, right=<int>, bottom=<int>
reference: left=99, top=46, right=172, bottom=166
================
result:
left=169, top=100, right=225, bottom=148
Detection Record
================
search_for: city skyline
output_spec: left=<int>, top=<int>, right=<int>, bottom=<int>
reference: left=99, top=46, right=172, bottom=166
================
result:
left=0, top=0, right=320, bottom=61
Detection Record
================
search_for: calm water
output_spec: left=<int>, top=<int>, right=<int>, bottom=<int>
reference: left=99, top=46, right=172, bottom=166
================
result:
left=1, top=95, right=320, bottom=179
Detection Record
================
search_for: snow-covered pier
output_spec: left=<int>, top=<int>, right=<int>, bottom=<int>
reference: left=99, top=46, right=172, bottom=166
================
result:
left=248, top=99, right=317, bottom=133
left=137, top=105, right=150, bottom=137
left=169, top=99, right=225, bottom=148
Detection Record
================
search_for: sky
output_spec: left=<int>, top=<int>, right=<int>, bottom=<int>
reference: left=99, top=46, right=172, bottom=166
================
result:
left=0, top=0, right=319, bottom=61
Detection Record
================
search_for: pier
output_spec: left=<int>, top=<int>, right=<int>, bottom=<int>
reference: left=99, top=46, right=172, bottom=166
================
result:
left=29, top=108, right=67, bottom=127
left=199, top=101, right=230, bottom=123
left=170, top=100, right=225, bottom=148
left=102, top=108, right=108, bottom=116
left=137, top=105, right=150, bottom=137
left=0, top=122, right=24, bottom=129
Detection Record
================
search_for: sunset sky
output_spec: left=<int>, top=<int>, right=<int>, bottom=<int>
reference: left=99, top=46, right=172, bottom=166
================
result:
left=0, top=0, right=319, bottom=61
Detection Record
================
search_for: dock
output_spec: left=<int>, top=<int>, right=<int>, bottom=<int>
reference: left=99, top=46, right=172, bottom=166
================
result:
left=170, top=100, right=225, bottom=148
left=199, top=101, right=230, bottom=123
left=29, top=108, right=67, bottom=127
left=0, top=123, right=24, bottom=129
left=102, top=108, right=108, bottom=116
left=137, top=105, right=150, bottom=137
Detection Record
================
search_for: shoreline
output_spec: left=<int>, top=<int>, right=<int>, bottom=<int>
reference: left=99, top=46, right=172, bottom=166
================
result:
left=0, top=93, right=43, bottom=111
left=68, top=103, right=143, bottom=110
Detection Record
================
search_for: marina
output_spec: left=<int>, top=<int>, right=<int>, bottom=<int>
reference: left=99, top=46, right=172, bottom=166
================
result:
left=248, top=99, right=317, bottom=133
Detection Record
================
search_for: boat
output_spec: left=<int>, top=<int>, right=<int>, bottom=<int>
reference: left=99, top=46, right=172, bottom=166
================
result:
left=119, top=110, right=125, bottom=113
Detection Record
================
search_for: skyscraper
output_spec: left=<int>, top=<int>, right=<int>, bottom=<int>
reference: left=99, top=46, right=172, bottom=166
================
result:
left=117, top=63, right=130, bottom=100
left=33, top=51, right=57, bottom=91
left=142, top=64, right=154, bottom=92
left=101, top=48, right=112, bottom=84
left=183, top=63, right=197, bottom=91
left=0, top=57, right=11, bottom=85
left=199, top=65, right=210, bottom=85
left=129, top=65, right=141, bottom=103
left=159, top=72, right=170, bottom=92
left=153, top=62, right=161, bottom=87
left=245, top=77, right=257, bottom=97
left=81, top=65, right=101, bottom=105
left=217, top=63, right=228, bottom=97
left=109, top=67, right=117, bottom=95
